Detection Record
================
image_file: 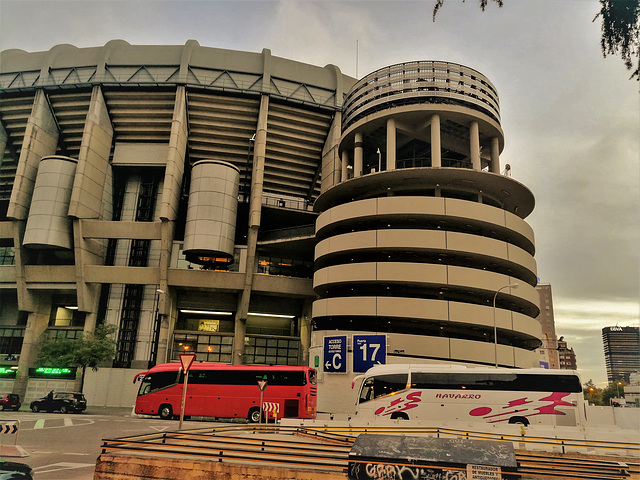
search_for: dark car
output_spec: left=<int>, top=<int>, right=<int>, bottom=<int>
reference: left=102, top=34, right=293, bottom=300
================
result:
left=0, top=393, right=21, bottom=411
left=0, top=460, right=33, bottom=479
left=30, top=392, right=86, bottom=413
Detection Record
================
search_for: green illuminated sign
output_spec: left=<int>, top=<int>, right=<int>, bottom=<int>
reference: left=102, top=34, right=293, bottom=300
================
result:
left=35, top=367, right=72, bottom=375
left=0, top=367, right=17, bottom=378
left=29, top=367, right=77, bottom=379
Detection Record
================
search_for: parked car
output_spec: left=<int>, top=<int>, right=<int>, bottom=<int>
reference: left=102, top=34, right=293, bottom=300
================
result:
left=0, top=460, right=33, bottom=480
left=30, top=392, right=87, bottom=413
left=0, top=393, right=21, bottom=411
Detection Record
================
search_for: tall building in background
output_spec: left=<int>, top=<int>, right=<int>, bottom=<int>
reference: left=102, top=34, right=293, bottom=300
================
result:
left=602, top=326, right=640, bottom=383
left=0, top=42, right=543, bottom=412
left=557, top=336, right=577, bottom=370
left=535, top=284, right=559, bottom=369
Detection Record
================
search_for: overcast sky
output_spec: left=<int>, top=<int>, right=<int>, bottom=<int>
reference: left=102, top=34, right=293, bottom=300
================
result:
left=1, top=0, right=638, bottom=386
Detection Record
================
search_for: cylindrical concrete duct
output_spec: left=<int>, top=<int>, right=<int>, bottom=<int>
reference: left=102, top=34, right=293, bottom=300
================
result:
left=23, top=155, right=78, bottom=250
left=183, top=160, right=240, bottom=264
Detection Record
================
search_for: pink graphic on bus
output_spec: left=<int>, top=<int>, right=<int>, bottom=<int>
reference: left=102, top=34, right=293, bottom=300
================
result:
left=375, top=391, right=422, bottom=416
left=468, top=392, right=574, bottom=422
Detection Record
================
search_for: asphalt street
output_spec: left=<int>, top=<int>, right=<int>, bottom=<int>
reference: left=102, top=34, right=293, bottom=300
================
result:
left=0, top=408, right=222, bottom=480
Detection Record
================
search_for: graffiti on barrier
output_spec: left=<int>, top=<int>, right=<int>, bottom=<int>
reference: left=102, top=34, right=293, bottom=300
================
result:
left=348, top=462, right=467, bottom=480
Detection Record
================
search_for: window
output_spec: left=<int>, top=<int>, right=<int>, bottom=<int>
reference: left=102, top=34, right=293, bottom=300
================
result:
left=181, top=368, right=307, bottom=386
left=244, top=337, right=299, bottom=366
left=138, top=371, right=180, bottom=396
left=172, top=333, right=233, bottom=363
left=0, top=246, right=14, bottom=265
left=49, top=306, right=85, bottom=327
left=409, top=372, right=582, bottom=392
left=0, top=328, right=25, bottom=355
left=360, top=374, right=408, bottom=403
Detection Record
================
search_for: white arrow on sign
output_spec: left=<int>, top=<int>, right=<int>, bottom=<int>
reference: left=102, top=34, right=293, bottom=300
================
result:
left=325, top=353, right=342, bottom=370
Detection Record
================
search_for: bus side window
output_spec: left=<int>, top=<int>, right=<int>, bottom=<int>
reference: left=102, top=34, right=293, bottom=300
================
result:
left=373, top=374, right=409, bottom=398
left=360, top=378, right=375, bottom=403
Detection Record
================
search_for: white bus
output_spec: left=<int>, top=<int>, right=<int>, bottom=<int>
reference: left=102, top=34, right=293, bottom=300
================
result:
left=352, top=364, right=586, bottom=427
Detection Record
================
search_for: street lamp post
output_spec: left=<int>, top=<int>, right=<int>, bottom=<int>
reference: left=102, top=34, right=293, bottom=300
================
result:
left=493, top=283, right=519, bottom=367
left=149, top=288, right=165, bottom=368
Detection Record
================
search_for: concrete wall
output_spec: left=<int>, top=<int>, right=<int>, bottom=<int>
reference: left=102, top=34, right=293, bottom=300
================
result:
left=95, top=454, right=346, bottom=480
left=586, top=405, right=640, bottom=430
left=84, top=367, right=140, bottom=408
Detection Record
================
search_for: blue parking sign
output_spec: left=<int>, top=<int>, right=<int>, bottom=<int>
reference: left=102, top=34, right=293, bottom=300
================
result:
left=353, top=334, right=386, bottom=372
left=323, top=336, right=347, bottom=373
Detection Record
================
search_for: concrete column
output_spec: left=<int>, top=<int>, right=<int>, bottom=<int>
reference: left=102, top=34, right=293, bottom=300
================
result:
left=490, top=136, right=500, bottom=173
left=70, top=86, right=114, bottom=316
left=13, top=296, right=50, bottom=400
left=7, top=90, right=59, bottom=313
left=234, top=94, right=269, bottom=364
left=299, top=299, right=313, bottom=366
left=154, top=220, right=176, bottom=364
left=0, top=122, right=7, bottom=157
left=430, top=114, right=441, bottom=167
left=386, top=118, right=396, bottom=171
left=341, top=150, right=349, bottom=182
left=354, top=132, right=363, bottom=177
left=470, top=121, right=481, bottom=170
left=320, top=112, right=342, bottom=192
left=159, top=86, right=188, bottom=223
left=7, top=89, right=59, bottom=221
left=153, top=87, right=189, bottom=364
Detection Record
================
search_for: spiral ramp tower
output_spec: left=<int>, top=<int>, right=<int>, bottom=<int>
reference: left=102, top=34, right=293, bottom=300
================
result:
left=311, top=61, right=542, bottom=412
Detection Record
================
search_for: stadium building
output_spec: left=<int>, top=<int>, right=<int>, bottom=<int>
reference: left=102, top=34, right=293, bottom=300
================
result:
left=0, top=41, right=542, bottom=411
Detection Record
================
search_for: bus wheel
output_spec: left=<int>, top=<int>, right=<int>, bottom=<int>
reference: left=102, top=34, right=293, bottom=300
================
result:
left=247, top=407, right=261, bottom=423
left=159, top=404, right=173, bottom=420
left=390, top=412, right=409, bottom=420
left=508, top=416, right=529, bottom=426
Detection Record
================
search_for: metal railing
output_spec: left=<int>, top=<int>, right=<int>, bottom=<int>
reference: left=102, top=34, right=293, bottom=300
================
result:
left=98, top=424, right=639, bottom=479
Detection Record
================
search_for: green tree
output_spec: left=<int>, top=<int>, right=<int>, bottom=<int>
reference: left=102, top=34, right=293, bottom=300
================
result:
left=594, top=0, right=640, bottom=80
left=35, top=324, right=116, bottom=392
left=432, top=0, right=640, bottom=81
left=583, top=379, right=603, bottom=405
left=602, top=379, right=627, bottom=406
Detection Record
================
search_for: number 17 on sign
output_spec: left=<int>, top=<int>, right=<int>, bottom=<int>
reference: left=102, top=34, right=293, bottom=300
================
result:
left=353, top=335, right=386, bottom=373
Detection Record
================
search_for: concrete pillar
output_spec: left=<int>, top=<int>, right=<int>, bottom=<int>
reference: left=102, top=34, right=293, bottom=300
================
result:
left=7, top=89, right=59, bottom=221
left=13, top=297, right=50, bottom=400
left=154, top=87, right=188, bottom=364
left=354, top=132, right=363, bottom=177
left=341, top=150, right=349, bottom=182
left=0, top=122, right=7, bottom=157
left=490, top=136, right=500, bottom=173
left=70, top=86, right=114, bottom=317
left=470, top=121, right=480, bottom=170
left=430, top=114, right=441, bottom=167
left=299, top=299, right=313, bottom=366
left=234, top=94, right=269, bottom=364
left=386, top=118, right=396, bottom=171
left=7, top=90, right=59, bottom=313
left=320, top=112, right=342, bottom=192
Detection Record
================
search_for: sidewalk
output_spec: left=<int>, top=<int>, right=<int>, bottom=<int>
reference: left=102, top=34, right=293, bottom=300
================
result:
left=84, top=406, right=135, bottom=417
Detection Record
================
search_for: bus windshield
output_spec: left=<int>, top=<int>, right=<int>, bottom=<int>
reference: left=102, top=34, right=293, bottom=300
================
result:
left=138, top=370, right=179, bottom=396
left=359, top=373, right=408, bottom=403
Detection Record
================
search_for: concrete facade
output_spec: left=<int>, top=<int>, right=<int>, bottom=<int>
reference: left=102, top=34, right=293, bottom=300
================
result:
left=0, top=43, right=542, bottom=412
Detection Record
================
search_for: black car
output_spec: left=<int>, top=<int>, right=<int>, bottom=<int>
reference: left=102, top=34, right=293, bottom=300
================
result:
left=0, top=460, right=33, bottom=479
left=30, top=392, right=87, bottom=413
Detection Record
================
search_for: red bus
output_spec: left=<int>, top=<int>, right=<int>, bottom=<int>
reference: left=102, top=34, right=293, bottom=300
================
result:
left=134, top=362, right=317, bottom=422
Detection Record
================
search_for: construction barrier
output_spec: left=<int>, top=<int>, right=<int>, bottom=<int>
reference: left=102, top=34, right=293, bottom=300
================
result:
left=263, top=402, right=280, bottom=423
left=0, top=420, right=28, bottom=457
